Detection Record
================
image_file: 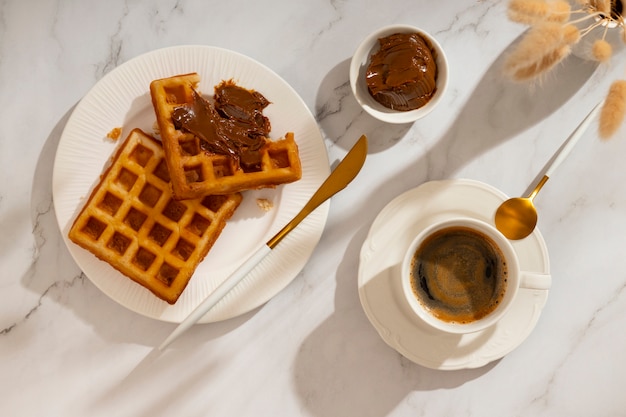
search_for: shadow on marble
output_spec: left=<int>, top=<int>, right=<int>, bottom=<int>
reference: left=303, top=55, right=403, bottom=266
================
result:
left=24, top=105, right=259, bottom=349
left=315, top=58, right=414, bottom=154
left=421, top=46, right=598, bottom=182
left=294, top=46, right=597, bottom=415
left=293, top=224, right=497, bottom=417
left=314, top=41, right=598, bottom=178
left=90, top=347, right=222, bottom=417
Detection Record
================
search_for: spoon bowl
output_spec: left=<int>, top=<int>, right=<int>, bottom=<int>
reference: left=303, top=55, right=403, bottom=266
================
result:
left=495, top=177, right=546, bottom=240
left=495, top=198, right=537, bottom=240
left=494, top=103, right=602, bottom=240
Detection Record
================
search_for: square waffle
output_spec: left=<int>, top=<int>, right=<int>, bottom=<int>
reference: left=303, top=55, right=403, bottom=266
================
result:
left=68, top=128, right=243, bottom=304
left=150, top=73, right=302, bottom=199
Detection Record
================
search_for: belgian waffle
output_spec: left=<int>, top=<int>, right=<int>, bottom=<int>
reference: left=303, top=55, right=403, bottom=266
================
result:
left=68, top=128, right=242, bottom=304
left=150, top=73, right=302, bottom=199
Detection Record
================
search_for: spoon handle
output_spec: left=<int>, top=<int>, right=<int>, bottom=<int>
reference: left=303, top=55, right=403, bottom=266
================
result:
left=527, top=175, right=549, bottom=201
left=545, top=102, right=602, bottom=178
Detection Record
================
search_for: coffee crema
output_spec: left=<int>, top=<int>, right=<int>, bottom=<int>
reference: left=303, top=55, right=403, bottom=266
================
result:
left=409, top=226, right=508, bottom=324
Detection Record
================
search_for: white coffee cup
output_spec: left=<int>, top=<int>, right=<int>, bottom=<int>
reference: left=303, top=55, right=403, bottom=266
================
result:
left=401, top=217, right=550, bottom=334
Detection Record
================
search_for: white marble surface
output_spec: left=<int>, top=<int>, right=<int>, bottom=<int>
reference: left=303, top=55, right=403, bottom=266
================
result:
left=3, top=0, right=626, bottom=416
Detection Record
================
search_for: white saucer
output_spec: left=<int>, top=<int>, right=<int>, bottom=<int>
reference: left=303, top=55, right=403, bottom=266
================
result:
left=358, top=179, right=550, bottom=370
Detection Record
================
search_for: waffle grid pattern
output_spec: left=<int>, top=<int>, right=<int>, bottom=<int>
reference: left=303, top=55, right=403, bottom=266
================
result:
left=68, top=129, right=242, bottom=304
left=150, top=73, right=302, bottom=199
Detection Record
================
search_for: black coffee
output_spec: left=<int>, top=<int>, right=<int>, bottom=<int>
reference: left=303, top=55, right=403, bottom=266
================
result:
left=409, top=226, right=508, bottom=324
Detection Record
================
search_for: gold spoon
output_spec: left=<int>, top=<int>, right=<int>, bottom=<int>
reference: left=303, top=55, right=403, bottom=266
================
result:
left=159, top=135, right=368, bottom=349
left=495, top=103, right=602, bottom=240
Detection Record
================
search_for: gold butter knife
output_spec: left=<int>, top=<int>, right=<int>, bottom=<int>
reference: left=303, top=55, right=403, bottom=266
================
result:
left=159, top=135, right=368, bottom=349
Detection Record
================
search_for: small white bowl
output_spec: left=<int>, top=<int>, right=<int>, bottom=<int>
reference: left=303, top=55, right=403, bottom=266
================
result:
left=350, top=24, right=449, bottom=124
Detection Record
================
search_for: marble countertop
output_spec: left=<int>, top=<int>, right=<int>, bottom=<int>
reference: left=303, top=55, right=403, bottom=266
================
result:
left=3, top=0, right=626, bottom=416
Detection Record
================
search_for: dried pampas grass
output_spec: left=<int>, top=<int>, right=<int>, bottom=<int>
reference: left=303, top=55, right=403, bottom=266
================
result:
left=593, top=0, right=612, bottom=15
left=592, top=38, right=613, bottom=61
left=504, top=23, right=579, bottom=81
left=562, top=23, right=582, bottom=43
left=506, top=0, right=626, bottom=139
left=507, top=0, right=626, bottom=69
left=599, top=80, right=626, bottom=139
left=508, top=0, right=572, bottom=24
left=510, top=45, right=572, bottom=80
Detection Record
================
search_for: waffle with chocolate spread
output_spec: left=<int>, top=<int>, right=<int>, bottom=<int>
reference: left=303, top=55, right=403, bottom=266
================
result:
left=68, top=128, right=242, bottom=304
left=150, top=73, right=302, bottom=200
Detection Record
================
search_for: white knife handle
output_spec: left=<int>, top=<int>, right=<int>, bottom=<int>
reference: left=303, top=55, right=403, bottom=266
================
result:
left=158, top=244, right=272, bottom=350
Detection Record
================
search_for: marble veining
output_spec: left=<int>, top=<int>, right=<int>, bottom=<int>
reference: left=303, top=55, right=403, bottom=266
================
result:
left=2, top=0, right=626, bottom=416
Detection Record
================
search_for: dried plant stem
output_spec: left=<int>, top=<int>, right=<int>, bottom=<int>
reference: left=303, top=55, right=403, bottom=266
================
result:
left=569, top=6, right=595, bottom=15
left=599, top=80, right=626, bottom=139
left=578, top=18, right=608, bottom=37
left=591, top=24, right=613, bottom=62
left=568, top=11, right=606, bottom=25
left=505, top=0, right=626, bottom=137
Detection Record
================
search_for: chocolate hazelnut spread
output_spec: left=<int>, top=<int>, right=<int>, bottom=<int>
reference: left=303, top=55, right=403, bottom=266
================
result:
left=172, top=81, right=271, bottom=170
left=215, top=80, right=271, bottom=134
left=366, top=32, right=437, bottom=111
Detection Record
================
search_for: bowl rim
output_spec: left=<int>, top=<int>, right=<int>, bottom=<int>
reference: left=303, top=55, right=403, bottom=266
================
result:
left=349, top=24, right=449, bottom=124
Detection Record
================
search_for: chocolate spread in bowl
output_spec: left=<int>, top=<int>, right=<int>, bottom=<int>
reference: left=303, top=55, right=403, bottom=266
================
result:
left=366, top=32, right=438, bottom=111
left=171, top=80, right=271, bottom=171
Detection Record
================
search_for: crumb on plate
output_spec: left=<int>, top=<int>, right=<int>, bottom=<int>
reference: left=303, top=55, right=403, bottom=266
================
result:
left=107, top=127, right=122, bottom=140
left=256, top=198, right=273, bottom=212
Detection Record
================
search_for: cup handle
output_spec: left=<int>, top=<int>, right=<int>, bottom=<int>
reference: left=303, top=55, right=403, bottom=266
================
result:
left=519, top=271, right=551, bottom=290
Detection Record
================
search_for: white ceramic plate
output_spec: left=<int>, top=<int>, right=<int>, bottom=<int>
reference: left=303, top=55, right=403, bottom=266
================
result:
left=53, top=45, right=330, bottom=323
left=358, top=179, right=550, bottom=370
